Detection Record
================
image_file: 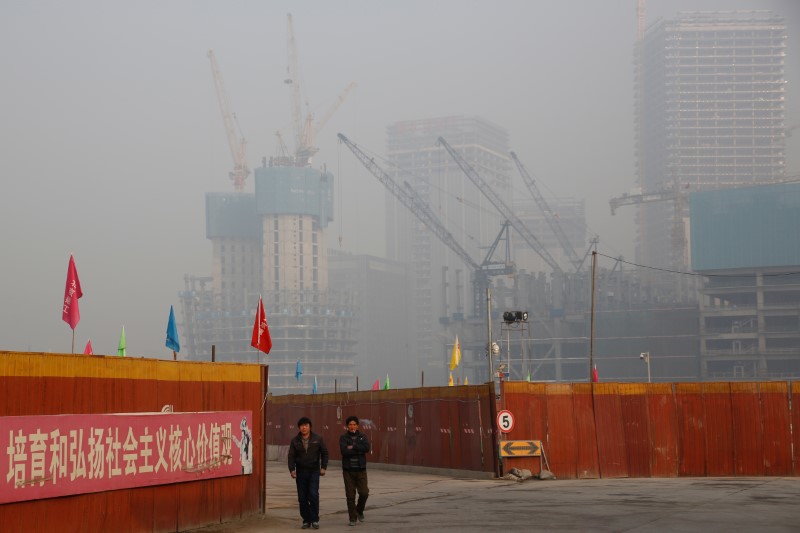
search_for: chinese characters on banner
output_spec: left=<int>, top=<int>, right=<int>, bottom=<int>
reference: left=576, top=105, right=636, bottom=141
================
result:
left=1, top=411, right=252, bottom=504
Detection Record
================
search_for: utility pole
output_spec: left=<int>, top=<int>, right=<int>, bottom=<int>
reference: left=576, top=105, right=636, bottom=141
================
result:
left=589, top=251, right=597, bottom=382
left=487, top=288, right=494, bottom=382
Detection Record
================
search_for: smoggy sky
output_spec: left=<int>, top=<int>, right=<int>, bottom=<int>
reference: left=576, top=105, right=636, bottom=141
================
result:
left=1, top=0, right=797, bottom=358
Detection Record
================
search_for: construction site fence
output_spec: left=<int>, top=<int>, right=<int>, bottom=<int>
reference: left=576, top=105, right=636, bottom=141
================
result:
left=502, top=381, right=800, bottom=478
left=268, top=380, right=799, bottom=479
left=0, top=351, right=267, bottom=533
left=266, top=384, right=498, bottom=474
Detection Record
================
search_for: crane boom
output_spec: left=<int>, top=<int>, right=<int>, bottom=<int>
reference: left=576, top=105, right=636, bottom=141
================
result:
left=207, top=50, right=249, bottom=191
left=510, top=152, right=581, bottom=270
left=609, top=188, right=677, bottom=215
left=312, top=82, right=357, bottom=143
left=437, top=137, right=562, bottom=272
left=339, top=133, right=514, bottom=317
left=338, top=134, right=479, bottom=271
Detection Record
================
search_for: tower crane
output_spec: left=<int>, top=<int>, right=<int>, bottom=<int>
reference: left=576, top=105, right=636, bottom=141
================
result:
left=284, top=13, right=304, bottom=161
left=207, top=50, right=249, bottom=192
left=285, top=13, right=356, bottom=167
left=437, top=137, right=562, bottom=273
left=609, top=187, right=677, bottom=215
left=338, top=133, right=514, bottom=318
left=510, top=151, right=582, bottom=271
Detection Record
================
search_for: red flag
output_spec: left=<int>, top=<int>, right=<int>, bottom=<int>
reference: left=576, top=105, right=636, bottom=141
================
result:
left=62, top=254, right=83, bottom=330
left=592, top=364, right=599, bottom=383
left=371, top=379, right=380, bottom=391
left=251, top=297, right=272, bottom=354
left=83, top=340, right=93, bottom=355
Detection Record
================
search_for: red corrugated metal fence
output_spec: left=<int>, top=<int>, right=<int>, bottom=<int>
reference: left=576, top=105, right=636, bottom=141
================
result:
left=267, top=385, right=497, bottom=474
left=0, top=351, right=266, bottom=532
left=502, top=380, right=797, bottom=479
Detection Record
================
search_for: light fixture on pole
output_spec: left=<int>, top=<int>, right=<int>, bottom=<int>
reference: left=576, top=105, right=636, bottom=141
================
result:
left=640, top=352, right=651, bottom=383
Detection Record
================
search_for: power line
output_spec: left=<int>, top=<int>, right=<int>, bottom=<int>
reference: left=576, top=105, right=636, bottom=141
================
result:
left=595, top=251, right=800, bottom=278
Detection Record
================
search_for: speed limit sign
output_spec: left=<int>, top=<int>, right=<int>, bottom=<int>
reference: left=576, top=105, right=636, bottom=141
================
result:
left=496, top=410, right=514, bottom=433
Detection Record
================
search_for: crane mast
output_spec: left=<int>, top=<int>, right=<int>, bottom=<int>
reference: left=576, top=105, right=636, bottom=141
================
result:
left=510, top=152, right=581, bottom=270
left=338, top=133, right=512, bottom=317
left=284, top=13, right=306, bottom=162
left=207, top=50, right=249, bottom=191
left=437, top=137, right=562, bottom=273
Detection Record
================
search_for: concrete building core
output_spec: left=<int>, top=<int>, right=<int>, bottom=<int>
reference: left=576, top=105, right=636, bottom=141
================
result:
left=181, top=160, right=357, bottom=395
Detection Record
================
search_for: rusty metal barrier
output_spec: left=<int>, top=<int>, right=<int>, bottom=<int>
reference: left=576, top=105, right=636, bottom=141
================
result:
left=0, top=351, right=266, bottom=531
left=267, top=385, right=497, bottom=474
left=502, top=380, right=797, bottom=479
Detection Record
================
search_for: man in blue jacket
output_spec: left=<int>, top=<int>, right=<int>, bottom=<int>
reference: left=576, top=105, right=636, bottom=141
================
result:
left=288, top=417, right=329, bottom=530
left=339, top=415, right=370, bottom=526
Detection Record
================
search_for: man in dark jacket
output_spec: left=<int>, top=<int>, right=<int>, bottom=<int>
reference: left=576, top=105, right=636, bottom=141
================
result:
left=339, top=415, right=370, bottom=526
left=288, top=417, right=329, bottom=530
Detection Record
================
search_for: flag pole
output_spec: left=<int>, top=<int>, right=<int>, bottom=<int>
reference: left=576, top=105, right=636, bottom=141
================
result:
left=71, top=330, right=75, bottom=354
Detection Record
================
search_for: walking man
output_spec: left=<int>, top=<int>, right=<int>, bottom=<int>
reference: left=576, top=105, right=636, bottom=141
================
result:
left=339, top=415, right=370, bottom=526
left=288, top=417, right=329, bottom=529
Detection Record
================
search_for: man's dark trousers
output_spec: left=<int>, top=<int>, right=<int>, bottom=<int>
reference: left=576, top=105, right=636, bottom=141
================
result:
left=296, top=470, right=321, bottom=524
left=343, top=470, right=368, bottom=521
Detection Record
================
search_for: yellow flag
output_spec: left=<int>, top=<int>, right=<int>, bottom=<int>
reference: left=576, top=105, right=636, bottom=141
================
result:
left=448, top=372, right=454, bottom=386
left=449, top=335, right=461, bottom=371
left=464, top=376, right=469, bottom=385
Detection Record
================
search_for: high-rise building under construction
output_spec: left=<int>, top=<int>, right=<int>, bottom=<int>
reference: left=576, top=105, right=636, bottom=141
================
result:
left=635, top=11, right=787, bottom=300
left=180, top=159, right=358, bottom=395
left=181, top=15, right=359, bottom=395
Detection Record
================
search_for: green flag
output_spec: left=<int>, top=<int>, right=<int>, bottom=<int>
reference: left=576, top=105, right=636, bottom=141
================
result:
left=527, top=370, right=531, bottom=382
left=117, top=326, right=126, bottom=357
left=383, top=373, right=390, bottom=390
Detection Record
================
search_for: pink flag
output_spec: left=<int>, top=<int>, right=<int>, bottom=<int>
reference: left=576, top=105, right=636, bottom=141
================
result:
left=62, top=254, right=83, bottom=330
left=83, top=340, right=93, bottom=355
left=371, top=379, right=380, bottom=391
left=251, top=297, right=272, bottom=354
left=592, top=364, right=599, bottom=383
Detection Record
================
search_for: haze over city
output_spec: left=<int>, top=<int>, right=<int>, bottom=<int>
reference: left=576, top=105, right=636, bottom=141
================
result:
left=1, top=0, right=797, bottom=362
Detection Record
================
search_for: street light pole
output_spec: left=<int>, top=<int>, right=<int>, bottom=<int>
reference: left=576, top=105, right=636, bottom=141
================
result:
left=641, top=352, right=651, bottom=383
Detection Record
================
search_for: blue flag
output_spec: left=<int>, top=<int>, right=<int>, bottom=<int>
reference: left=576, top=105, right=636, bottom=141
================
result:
left=295, top=359, right=303, bottom=381
left=312, top=375, right=318, bottom=395
left=166, top=305, right=180, bottom=353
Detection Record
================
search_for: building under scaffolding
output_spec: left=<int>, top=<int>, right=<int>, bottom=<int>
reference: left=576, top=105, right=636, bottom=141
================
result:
left=180, top=160, right=358, bottom=395
left=635, top=11, right=787, bottom=302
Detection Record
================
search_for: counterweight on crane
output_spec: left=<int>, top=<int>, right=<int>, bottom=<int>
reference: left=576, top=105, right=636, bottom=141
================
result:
left=437, top=137, right=562, bottom=273
left=338, top=133, right=514, bottom=317
left=510, top=151, right=582, bottom=271
left=207, top=50, right=249, bottom=191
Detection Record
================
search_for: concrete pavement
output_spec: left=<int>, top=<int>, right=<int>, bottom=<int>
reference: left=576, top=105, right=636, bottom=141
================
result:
left=191, top=461, right=800, bottom=532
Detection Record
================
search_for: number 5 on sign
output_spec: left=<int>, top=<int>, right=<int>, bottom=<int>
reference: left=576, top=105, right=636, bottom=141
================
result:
left=496, top=410, right=514, bottom=433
